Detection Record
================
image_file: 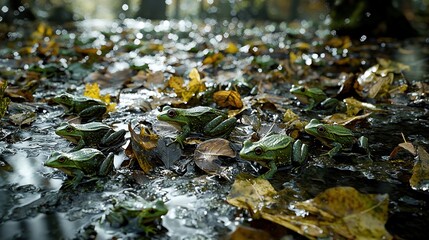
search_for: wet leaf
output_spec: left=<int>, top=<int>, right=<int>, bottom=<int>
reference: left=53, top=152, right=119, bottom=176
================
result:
left=213, top=90, right=243, bottom=109
left=203, top=52, right=224, bottom=66
left=168, top=68, right=206, bottom=102
left=228, top=178, right=391, bottom=239
left=126, top=123, right=159, bottom=173
left=410, top=146, right=429, bottom=191
left=0, top=80, right=10, bottom=118
left=83, top=83, right=116, bottom=112
left=224, top=42, right=238, bottom=54
left=9, top=112, right=37, bottom=126
left=293, top=187, right=391, bottom=239
left=227, top=176, right=277, bottom=216
left=0, top=159, right=13, bottom=172
left=323, top=112, right=372, bottom=125
left=343, top=97, right=382, bottom=116
left=194, top=138, right=235, bottom=175
left=227, top=225, right=272, bottom=240
left=389, top=133, right=416, bottom=159
left=357, top=59, right=410, bottom=99
left=282, top=109, right=306, bottom=138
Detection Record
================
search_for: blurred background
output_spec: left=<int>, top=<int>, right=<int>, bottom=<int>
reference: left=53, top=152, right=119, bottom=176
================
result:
left=1, top=0, right=428, bottom=38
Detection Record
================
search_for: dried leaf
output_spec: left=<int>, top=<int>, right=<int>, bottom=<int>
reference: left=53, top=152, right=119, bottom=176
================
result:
left=83, top=83, right=116, bottom=112
left=203, top=52, right=224, bottom=66
left=227, top=176, right=277, bottom=216
left=194, top=138, right=235, bottom=175
left=126, top=123, right=159, bottom=173
left=167, top=69, right=206, bottom=102
left=389, top=133, right=416, bottom=158
left=9, top=112, right=37, bottom=126
left=323, top=112, right=372, bottom=125
left=227, top=178, right=392, bottom=239
left=410, top=146, right=429, bottom=191
left=0, top=80, right=10, bottom=118
left=227, top=225, right=272, bottom=240
left=343, top=97, right=381, bottom=116
left=213, top=90, right=243, bottom=109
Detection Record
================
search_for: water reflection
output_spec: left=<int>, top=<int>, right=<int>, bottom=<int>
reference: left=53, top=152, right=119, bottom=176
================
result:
left=0, top=213, right=88, bottom=239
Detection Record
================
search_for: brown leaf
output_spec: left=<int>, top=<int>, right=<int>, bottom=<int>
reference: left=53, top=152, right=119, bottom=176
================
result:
left=194, top=138, right=235, bottom=175
left=213, top=90, right=243, bottom=109
left=410, top=146, right=429, bottom=191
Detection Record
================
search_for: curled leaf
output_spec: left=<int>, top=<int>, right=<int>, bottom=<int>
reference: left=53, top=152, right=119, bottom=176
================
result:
left=167, top=68, right=206, bottom=102
left=194, top=138, right=235, bottom=175
left=125, top=123, right=159, bottom=173
left=410, top=146, right=429, bottom=191
left=213, top=90, right=243, bottom=109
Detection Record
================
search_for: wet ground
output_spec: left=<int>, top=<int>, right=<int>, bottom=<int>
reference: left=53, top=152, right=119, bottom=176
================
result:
left=1, top=19, right=429, bottom=239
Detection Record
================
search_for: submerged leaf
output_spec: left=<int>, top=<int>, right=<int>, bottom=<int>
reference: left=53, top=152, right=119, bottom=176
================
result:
left=227, top=178, right=391, bottom=239
left=410, top=146, right=429, bottom=191
left=194, top=138, right=235, bottom=175
left=213, top=90, right=243, bottom=109
left=9, top=112, right=37, bottom=126
left=293, top=187, right=391, bottom=239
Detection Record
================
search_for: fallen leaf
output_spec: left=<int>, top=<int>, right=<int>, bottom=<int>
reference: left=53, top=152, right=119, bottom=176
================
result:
left=167, top=68, right=206, bottom=102
left=194, top=138, right=235, bottom=175
left=213, top=90, right=243, bottom=109
left=227, top=225, right=272, bottom=240
left=343, top=97, right=382, bottom=116
left=410, top=146, right=429, bottom=191
left=389, top=133, right=416, bottom=159
left=125, top=123, right=159, bottom=173
left=227, top=178, right=392, bottom=239
left=84, top=83, right=116, bottom=112
left=9, top=112, right=37, bottom=126
left=323, top=112, right=372, bottom=125
left=203, top=52, right=224, bottom=66
left=224, top=42, right=238, bottom=54
left=0, top=80, right=10, bottom=118
left=227, top=176, right=277, bottom=217
left=294, top=187, right=391, bottom=239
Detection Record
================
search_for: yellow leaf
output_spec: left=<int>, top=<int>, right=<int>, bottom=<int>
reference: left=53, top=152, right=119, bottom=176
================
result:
left=289, top=51, right=297, bottom=63
left=225, top=42, right=238, bottom=54
left=410, top=146, right=429, bottom=191
left=213, top=90, right=243, bottom=109
left=202, top=52, right=224, bottom=66
left=83, top=83, right=116, bottom=112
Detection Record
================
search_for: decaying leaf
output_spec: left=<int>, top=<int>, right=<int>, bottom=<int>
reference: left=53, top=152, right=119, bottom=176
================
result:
left=167, top=68, right=206, bottom=102
left=125, top=123, right=159, bottom=173
left=194, top=138, right=235, bottom=175
left=203, top=52, right=224, bottom=66
left=323, top=112, right=372, bottom=125
left=357, top=59, right=410, bottom=99
left=343, top=97, right=382, bottom=116
left=227, top=178, right=392, bottom=239
left=0, top=80, right=10, bottom=118
left=293, top=187, right=391, bottom=239
left=83, top=83, right=116, bottom=112
left=389, top=133, right=416, bottom=159
left=227, top=225, right=272, bottom=240
left=9, top=112, right=37, bottom=126
left=282, top=109, right=306, bottom=138
left=410, top=146, right=429, bottom=191
left=213, top=90, right=243, bottom=109
left=227, top=176, right=277, bottom=217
